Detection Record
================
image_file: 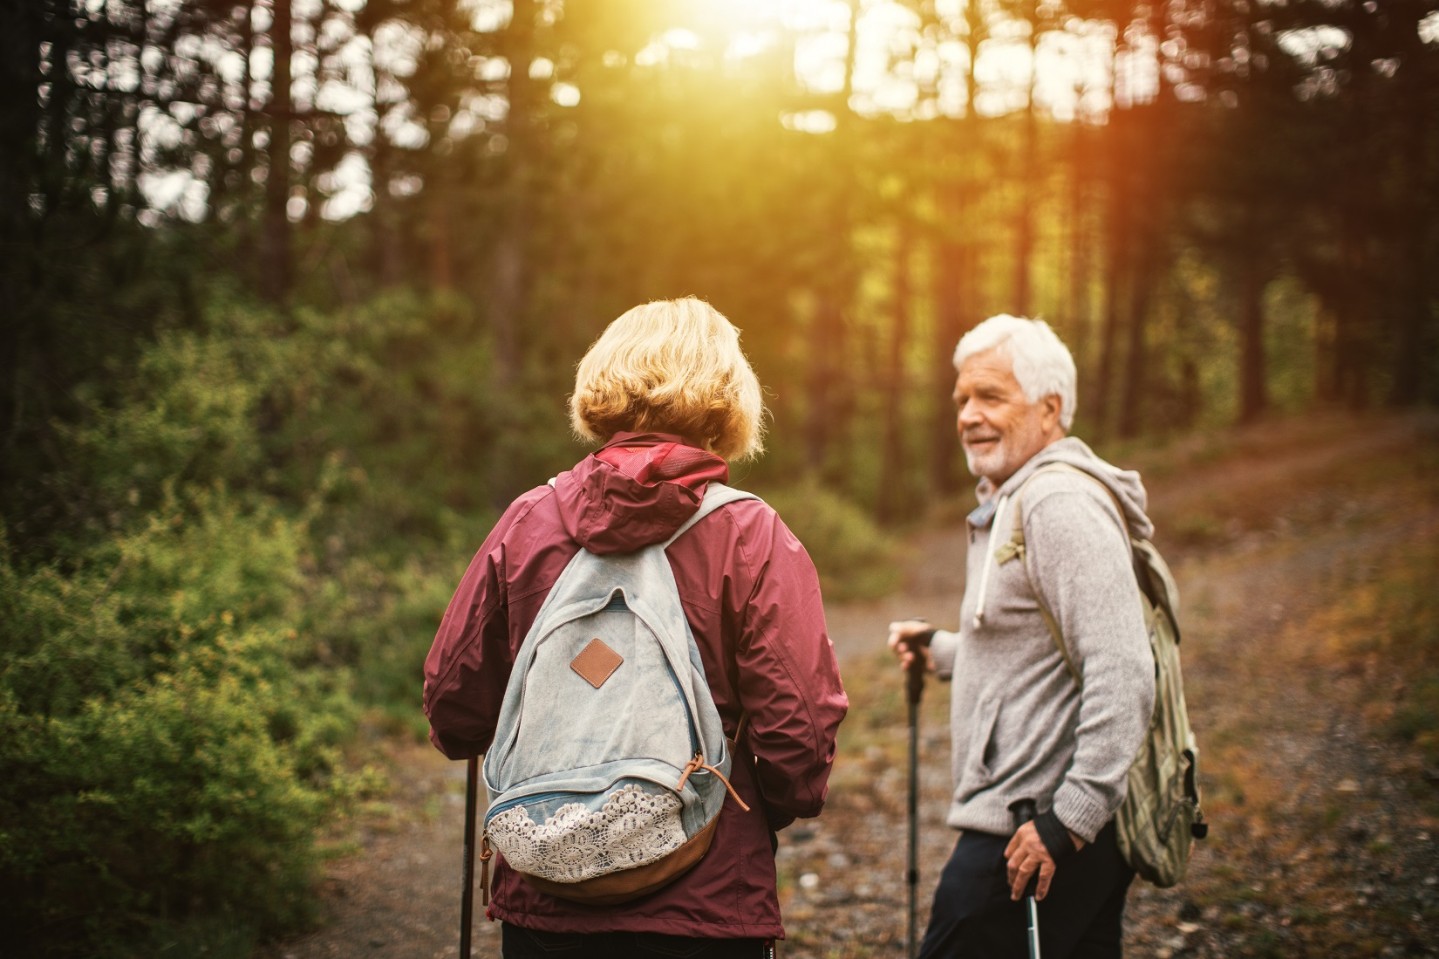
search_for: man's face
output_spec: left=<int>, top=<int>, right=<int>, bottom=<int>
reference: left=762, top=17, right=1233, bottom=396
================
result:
left=953, top=348, right=1063, bottom=486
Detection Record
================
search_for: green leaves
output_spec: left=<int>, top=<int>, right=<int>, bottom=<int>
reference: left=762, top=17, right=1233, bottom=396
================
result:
left=762, top=478, right=902, bottom=602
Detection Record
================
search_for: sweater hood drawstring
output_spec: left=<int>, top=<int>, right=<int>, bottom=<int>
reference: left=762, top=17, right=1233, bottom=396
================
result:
left=973, top=491, right=1011, bottom=630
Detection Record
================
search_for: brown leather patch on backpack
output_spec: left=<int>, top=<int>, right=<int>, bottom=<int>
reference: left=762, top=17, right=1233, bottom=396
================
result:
left=570, top=638, right=623, bottom=689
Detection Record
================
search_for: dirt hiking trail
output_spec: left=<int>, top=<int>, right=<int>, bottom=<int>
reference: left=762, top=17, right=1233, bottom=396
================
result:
left=262, top=411, right=1439, bottom=959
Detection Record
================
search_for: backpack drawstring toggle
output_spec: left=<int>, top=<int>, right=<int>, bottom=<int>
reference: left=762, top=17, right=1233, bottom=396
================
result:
left=677, top=753, right=751, bottom=812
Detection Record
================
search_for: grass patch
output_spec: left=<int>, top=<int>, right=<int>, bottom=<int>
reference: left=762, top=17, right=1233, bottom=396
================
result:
left=827, top=649, right=947, bottom=789
left=1168, top=510, right=1229, bottom=548
left=144, top=916, right=260, bottom=959
left=1301, top=531, right=1439, bottom=776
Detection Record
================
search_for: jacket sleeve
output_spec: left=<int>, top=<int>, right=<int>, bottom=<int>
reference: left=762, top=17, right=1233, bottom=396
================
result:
left=422, top=522, right=516, bottom=760
left=731, top=512, right=848, bottom=832
left=1026, top=487, right=1156, bottom=842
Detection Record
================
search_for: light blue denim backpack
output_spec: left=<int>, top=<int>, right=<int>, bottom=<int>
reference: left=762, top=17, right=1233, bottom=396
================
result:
left=481, top=483, right=755, bottom=904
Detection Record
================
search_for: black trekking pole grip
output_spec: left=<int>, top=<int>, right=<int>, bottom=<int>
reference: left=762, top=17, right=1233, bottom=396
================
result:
left=905, top=652, right=926, bottom=705
left=902, top=622, right=932, bottom=706
left=1009, top=798, right=1042, bottom=959
left=1009, top=799, right=1040, bottom=896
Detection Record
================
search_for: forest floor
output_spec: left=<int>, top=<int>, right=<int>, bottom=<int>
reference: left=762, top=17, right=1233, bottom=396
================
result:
left=259, top=410, right=1439, bottom=959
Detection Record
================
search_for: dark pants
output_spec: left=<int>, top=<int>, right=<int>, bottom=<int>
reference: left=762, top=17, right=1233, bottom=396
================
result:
left=501, top=925, right=773, bottom=958
left=918, top=820, right=1134, bottom=959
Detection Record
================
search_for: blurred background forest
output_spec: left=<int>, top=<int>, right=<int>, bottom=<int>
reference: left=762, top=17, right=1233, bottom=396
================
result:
left=2, top=0, right=1437, bottom=956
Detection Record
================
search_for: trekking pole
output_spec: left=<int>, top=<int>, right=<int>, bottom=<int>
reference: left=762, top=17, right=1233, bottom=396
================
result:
left=904, top=635, right=927, bottom=959
left=1009, top=799, right=1042, bottom=959
left=460, top=756, right=478, bottom=959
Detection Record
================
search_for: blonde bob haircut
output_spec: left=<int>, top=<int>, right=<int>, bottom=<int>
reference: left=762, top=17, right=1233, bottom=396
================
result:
left=569, top=297, right=766, bottom=461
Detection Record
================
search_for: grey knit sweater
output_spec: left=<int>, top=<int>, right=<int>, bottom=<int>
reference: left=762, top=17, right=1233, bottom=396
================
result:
left=928, top=437, right=1157, bottom=843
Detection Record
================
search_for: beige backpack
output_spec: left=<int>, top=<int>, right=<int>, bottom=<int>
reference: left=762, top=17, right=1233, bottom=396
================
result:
left=1006, top=464, right=1208, bottom=887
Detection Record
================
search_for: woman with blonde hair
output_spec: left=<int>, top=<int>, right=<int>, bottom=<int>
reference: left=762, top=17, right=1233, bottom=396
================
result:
left=424, top=297, right=848, bottom=958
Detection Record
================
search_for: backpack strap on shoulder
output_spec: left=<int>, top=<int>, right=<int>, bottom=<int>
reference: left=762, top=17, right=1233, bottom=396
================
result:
left=1005, top=463, right=1130, bottom=688
left=664, top=483, right=760, bottom=760
left=662, top=482, right=759, bottom=548
left=1026, top=569, right=1082, bottom=687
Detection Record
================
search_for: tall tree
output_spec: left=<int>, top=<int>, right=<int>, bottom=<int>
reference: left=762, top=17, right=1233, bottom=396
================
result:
left=262, top=0, right=295, bottom=302
left=927, top=0, right=989, bottom=496
left=1381, top=0, right=1439, bottom=404
left=1094, top=103, right=1129, bottom=436
left=1063, top=119, right=1096, bottom=387
left=485, top=0, right=543, bottom=385
left=1174, top=0, right=1315, bottom=421
left=1118, top=0, right=1183, bottom=437
left=1003, top=0, right=1050, bottom=314
left=802, top=0, right=863, bottom=481
left=878, top=208, right=917, bottom=522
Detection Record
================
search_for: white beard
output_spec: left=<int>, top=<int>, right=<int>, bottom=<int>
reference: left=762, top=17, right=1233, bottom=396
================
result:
left=962, top=438, right=1008, bottom=481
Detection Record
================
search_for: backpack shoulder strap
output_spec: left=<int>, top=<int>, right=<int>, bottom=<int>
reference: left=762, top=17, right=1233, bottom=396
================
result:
left=1006, top=463, right=1133, bottom=688
left=662, top=482, right=759, bottom=549
left=1002, top=463, right=1118, bottom=554
left=1024, top=464, right=1177, bottom=616
left=1019, top=463, right=1127, bottom=527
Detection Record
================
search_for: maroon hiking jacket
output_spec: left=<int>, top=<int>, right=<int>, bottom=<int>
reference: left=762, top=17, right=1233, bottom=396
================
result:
left=423, top=433, right=848, bottom=938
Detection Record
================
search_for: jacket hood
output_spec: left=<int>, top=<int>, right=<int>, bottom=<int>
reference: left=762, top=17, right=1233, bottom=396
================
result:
left=551, top=432, right=730, bottom=555
left=977, top=436, right=1154, bottom=541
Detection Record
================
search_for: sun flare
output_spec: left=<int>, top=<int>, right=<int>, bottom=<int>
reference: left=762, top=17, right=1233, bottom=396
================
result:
left=693, top=0, right=850, bottom=32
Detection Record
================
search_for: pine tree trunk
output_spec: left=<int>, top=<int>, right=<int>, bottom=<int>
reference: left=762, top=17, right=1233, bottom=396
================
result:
left=235, top=2, right=257, bottom=261
left=878, top=217, right=914, bottom=523
left=1119, top=103, right=1166, bottom=438
left=1389, top=2, right=1433, bottom=406
left=930, top=2, right=984, bottom=496
left=1118, top=251, right=1153, bottom=438
left=1066, top=122, right=1091, bottom=388
left=1096, top=117, right=1128, bottom=440
left=931, top=226, right=964, bottom=495
left=486, top=0, right=538, bottom=386
left=262, top=0, right=293, bottom=303
left=804, top=0, right=861, bottom=483
left=1010, top=1, right=1040, bottom=315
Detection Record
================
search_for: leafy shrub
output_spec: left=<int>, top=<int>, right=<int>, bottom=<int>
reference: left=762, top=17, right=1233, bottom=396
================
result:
left=0, top=491, right=355, bottom=957
left=304, top=548, right=474, bottom=739
left=0, top=288, right=582, bottom=955
left=760, top=478, right=901, bottom=601
left=0, top=629, right=337, bottom=953
left=58, top=331, right=267, bottom=518
left=50, top=291, right=571, bottom=556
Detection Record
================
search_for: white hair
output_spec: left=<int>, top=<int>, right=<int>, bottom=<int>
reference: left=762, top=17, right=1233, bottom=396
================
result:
left=953, top=314, right=1077, bottom=430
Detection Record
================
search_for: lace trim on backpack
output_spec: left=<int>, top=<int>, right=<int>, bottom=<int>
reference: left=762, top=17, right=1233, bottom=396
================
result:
left=487, top=784, right=686, bottom=883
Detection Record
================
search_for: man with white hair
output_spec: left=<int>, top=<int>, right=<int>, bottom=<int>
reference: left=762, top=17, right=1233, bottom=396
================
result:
left=888, top=314, right=1156, bottom=958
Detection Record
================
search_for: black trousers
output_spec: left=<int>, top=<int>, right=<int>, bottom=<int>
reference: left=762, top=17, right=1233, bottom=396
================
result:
left=917, top=819, right=1135, bottom=959
left=501, top=925, right=773, bottom=958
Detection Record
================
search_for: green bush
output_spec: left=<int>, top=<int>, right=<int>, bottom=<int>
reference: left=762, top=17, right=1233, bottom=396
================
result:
left=760, top=478, right=901, bottom=601
left=0, top=503, right=356, bottom=957
left=0, top=289, right=581, bottom=955
left=58, top=331, right=267, bottom=518
left=51, top=290, right=570, bottom=557
left=360, top=555, right=477, bottom=734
